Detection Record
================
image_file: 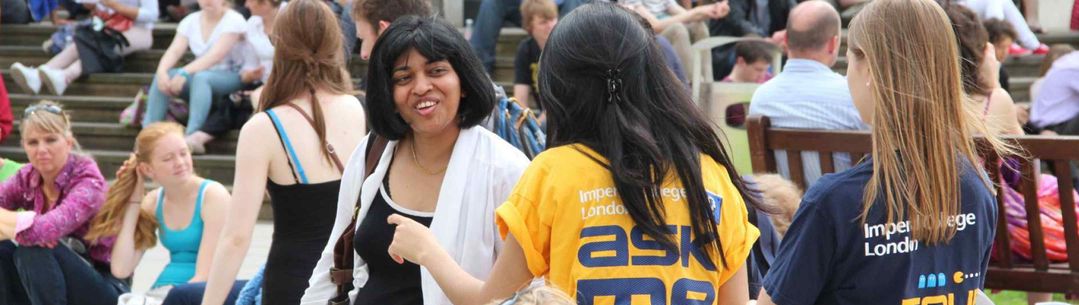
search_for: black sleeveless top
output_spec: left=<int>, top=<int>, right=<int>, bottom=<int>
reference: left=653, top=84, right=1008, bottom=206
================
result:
left=353, top=173, right=433, bottom=305
left=262, top=108, right=341, bottom=305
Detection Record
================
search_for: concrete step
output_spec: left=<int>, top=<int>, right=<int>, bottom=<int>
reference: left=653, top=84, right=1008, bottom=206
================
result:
left=10, top=94, right=130, bottom=124
left=4, top=69, right=517, bottom=99
left=7, top=120, right=240, bottom=155
left=0, top=45, right=518, bottom=83
left=0, top=46, right=192, bottom=74
left=0, top=23, right=531, bottom=61
left=3, top=70, right=147, bottom=97
left=0, top=146, right=237, bottom=185
left=0, top=24, right=180, bottom=49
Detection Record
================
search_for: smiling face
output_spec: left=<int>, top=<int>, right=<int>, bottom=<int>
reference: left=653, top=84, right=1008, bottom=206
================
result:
left=21, top=127, right=73, bottom=178
left=140, top=133, right=194, bottom=185
left=391, top=48, right=463, bottom=137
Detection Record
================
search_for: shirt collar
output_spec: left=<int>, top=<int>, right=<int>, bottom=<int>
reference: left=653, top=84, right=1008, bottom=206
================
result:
left=782, top=59, right=834, bottom=74
left=28, top=155, right=78, bottom=190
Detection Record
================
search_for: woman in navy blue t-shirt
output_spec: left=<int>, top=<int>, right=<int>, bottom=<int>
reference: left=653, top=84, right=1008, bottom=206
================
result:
left=756, top=0, right=1017, bottom=304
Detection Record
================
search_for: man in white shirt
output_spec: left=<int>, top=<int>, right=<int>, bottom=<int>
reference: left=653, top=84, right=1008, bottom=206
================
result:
left=748, top=0, right=866, bottom=186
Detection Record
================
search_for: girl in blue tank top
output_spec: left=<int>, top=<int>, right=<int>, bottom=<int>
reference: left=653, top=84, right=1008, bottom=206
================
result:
left=86, top=122, right=232, bottom=289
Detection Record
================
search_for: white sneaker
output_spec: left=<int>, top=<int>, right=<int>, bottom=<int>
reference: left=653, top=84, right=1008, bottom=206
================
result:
left=9, top=63, right=41, bottom=95
left=39, top=66, right=68, bottom=96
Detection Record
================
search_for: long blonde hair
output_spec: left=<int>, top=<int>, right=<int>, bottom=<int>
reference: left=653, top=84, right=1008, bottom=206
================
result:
left=847, top=0, right=1015, bottom=245
left=85, top=123, right=185, bottom=248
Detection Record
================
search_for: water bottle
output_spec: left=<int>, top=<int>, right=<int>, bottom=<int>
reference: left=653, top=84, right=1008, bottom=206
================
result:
left=464, top=18, right=474, bottom=40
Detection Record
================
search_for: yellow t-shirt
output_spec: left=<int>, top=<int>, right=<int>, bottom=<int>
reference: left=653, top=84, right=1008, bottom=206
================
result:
left=496, top=144, right=760, bottom=304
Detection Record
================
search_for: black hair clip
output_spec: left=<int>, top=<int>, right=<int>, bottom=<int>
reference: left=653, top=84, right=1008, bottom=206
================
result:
left=605, top=68, right=623, bottom=104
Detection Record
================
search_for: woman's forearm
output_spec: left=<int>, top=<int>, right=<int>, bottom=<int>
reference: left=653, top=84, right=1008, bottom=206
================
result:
left=0, top=209, right=16, bottom=240
left=109, top=204, right=144, bottom=278
left=420, top=248, right=490, bottom=305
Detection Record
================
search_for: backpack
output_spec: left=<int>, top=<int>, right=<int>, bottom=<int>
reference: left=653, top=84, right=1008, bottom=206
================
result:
left=490, top=85, right=546, bottom=159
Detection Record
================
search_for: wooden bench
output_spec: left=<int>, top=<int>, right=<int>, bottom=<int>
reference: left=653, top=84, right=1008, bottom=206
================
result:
left=746, top=115, right=1079, bottom=294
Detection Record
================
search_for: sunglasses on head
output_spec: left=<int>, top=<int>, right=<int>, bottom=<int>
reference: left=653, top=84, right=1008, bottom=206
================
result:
left=23, top=104, right=64, bottom=118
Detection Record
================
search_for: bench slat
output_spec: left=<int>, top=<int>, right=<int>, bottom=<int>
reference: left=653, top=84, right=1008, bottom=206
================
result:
left=1051, top=161, right=1079, bottom=272
left=820, top=152, right=836, bottom=175
left=787, top=150, right=807, bottom=189
left=986, top=156, right=1014, bottom=268
left=1020, top=158, right=1051, bottom=271
left=747, top=116, right=776, bottom=174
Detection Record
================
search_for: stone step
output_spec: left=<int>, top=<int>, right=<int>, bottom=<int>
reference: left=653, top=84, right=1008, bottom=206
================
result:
left=0, top=45, right=518, bottom=83
left=7, top=121, right=240, bottom=155
left=4, top=69, right=517, bottom=99
left=0, top=146, right=237, bottom=185
left=3, top=70, right=146, bottom=96
left=9, top=94, right=130, bottom=124
left=0, top=24, right=530, bottom=60
left=0, top=24, right=180, bottom=50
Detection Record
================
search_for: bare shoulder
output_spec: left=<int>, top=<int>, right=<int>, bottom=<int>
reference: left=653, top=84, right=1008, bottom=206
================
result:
left=141, top=189, right=160, bottom=214
left=326, top=94, right=366, bottom=128
left=237, top=112, right=275, bottom=145
left=991, top=88, right=1016, bottom=104
left=203, top=180, right=231, bottom=201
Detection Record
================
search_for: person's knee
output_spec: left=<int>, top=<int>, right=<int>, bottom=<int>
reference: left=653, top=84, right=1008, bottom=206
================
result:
left=12, top=246, right=55, bottom=262
left=191, top=72, right=215, bottom=87
left=661, top=23, right=691, bottom=42
left=163, top=283, right=205, bottom=305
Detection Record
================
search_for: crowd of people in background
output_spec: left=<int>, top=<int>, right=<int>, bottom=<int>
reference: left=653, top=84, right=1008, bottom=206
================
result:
left=0, top=0, right=1078, bottom=304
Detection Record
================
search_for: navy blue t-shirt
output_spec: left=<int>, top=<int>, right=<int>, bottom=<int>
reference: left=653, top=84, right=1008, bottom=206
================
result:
left=762, top=158, right=998, bottom=305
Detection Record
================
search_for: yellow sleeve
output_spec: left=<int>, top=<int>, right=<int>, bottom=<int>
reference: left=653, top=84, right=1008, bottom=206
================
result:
left=716, top=179, right=760, bottom=284
left=496, top=161, right=555, bottom=278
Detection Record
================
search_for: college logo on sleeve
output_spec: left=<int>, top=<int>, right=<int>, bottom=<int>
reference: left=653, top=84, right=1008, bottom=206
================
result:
left=707, top=192, right=723, bottom=223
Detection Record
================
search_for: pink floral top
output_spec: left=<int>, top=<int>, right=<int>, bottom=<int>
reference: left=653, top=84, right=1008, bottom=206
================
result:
left=0, top=154, right=113, bottom=265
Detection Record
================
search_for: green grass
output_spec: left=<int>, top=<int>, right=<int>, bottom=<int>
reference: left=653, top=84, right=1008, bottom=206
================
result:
left=987, top=291, right=1079, bottom=305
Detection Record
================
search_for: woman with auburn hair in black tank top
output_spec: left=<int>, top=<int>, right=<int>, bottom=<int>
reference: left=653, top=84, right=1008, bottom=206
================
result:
left=197, top=0, right=368, bottom=304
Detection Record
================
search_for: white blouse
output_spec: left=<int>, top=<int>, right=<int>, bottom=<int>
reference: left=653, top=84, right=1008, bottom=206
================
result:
left=301, top=127, right=530, bottom=305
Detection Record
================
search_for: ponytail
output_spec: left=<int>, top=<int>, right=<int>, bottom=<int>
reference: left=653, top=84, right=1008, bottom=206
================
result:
left=86, top=155, right=158, bottom=249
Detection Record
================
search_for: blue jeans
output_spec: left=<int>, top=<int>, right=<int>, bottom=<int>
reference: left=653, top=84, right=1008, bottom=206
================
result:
left=162, top=280, right=247, bottom=305
left=470, top=0, right=588, bottom=73
left=0, top=241, right=127, bottom=305
left=144, top=68, right=244, bottom=135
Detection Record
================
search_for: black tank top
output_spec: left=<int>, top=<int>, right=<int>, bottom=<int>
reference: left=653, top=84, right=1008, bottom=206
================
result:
left=262, top=108, right=341, bottom=305
left=353, top=174, right=434, bottom=305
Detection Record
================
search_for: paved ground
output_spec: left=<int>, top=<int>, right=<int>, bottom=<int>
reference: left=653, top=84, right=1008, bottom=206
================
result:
left=130, top=222, right=274, bottom=293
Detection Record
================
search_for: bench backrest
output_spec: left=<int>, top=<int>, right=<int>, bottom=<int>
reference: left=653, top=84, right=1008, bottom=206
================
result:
left=745, top=115, right=1079, bottom=294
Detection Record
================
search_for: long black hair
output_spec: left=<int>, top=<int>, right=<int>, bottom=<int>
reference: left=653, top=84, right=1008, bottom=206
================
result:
left=538, top=2, right=760, bottom=266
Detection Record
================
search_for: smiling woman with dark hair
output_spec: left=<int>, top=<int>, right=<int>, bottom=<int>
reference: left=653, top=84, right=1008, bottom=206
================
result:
left=302, top=15, right=529, bottom=305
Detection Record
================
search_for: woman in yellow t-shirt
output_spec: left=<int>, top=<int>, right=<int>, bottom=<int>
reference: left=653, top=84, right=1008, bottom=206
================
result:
left=384, top=3, right=760, bottom=305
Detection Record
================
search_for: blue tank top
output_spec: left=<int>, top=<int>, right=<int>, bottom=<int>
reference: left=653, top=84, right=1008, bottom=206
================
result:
left=152, top=180, right=211, bottom=288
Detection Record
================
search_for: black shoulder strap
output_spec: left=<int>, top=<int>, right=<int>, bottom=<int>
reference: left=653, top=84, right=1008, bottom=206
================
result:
left=268, top=111, right=302, bottom=184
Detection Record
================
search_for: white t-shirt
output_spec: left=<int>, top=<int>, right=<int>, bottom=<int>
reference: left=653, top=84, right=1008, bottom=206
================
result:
left=242, top=16, right=276, bottom=82
left=620, top=0, right=677, bottom=18
left=93, top=0, right=159, bottom=29
left=177, top=10, right=247, bottom=72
